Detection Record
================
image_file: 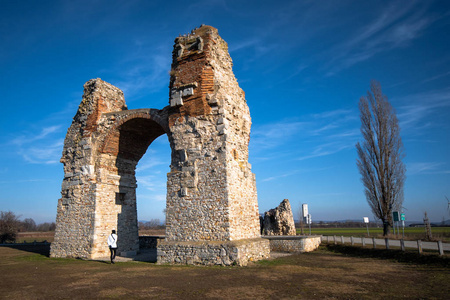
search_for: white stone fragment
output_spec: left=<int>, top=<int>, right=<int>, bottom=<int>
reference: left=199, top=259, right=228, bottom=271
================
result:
left=182, top=87, right=194, bottom=96
left=170, top=90, right=183, bottom=107
left=81, top=165, right=94, bottom=175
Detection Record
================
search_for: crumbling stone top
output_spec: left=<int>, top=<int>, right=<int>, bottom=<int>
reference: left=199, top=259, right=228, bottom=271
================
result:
left=261, top=199, right=297, bottom=236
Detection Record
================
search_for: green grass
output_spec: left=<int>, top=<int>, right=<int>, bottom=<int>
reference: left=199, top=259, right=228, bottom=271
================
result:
left=15, top=237, right=52, bottom=243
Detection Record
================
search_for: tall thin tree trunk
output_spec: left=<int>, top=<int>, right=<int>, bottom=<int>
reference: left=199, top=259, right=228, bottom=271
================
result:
left=383, top=221, right=390, bottom=236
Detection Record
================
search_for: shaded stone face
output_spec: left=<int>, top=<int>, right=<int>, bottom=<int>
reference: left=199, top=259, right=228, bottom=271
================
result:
left=261, top=199, right=297, bottom=236
left=50, top=25, right=269, bottom=265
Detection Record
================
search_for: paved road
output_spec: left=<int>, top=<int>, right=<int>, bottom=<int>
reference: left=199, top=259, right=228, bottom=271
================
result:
left=323, top=236, right=450, bottom=252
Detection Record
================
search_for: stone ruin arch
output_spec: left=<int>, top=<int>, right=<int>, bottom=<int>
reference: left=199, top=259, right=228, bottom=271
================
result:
left=50, top=25, right=270, bottom=265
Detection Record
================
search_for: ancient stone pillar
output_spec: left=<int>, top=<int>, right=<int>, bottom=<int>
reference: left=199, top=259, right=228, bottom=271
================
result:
left=50, top=79, right=131, bottom=259
left=157, top=26, right=269, bottom=265
left=51, top=78, right=168, bottom=259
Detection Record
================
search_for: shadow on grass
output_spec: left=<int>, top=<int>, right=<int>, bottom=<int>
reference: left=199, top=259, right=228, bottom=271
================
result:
left=0, top=243, right=50, bottom=257
left=325, top=244, right=450, bottom=268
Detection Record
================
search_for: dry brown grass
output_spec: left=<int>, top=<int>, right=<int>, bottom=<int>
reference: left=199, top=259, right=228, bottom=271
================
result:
left=0, top=244, right=448, bottom=299
left=139, top=228, right=166, bottom=236
left=16, top=232, right=55, bottom=243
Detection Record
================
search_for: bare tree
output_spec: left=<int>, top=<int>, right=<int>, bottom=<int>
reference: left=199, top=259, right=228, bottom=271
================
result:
left=356, top=80, right=406, bottom=236
left=22, top=218, right=37, bottom=232
left=0, top=211, right=21, bottom=243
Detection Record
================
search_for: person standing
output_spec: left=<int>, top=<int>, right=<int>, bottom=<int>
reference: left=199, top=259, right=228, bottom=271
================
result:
left=107, top=230, right=118, bottom=264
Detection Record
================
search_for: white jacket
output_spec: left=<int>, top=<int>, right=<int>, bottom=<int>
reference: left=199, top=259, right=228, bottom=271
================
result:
left=107, top=233, right=118, bottom=248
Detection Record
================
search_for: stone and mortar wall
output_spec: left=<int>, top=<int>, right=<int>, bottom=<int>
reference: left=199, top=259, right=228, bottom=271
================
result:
left=51, top=79, right=128, bottom=258
left=165, top=25, right=260, bottom=243
left=157, top=238, right=270, bottom=266
left=51, top=79, right=167, bottom=259
left=265, top=236, right=322, bottom=253
left=139, top=236, right=165, bottom=249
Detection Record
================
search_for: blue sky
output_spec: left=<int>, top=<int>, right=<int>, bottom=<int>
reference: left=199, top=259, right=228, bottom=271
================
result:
left=1, top=0, right=449, bottom=224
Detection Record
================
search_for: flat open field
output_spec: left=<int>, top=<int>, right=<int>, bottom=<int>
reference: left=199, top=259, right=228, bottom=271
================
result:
left=16, top=232, right=55, bottom=243
left=0, top=244, right=448, bottom=299
left=16, top=227, right=450, bottom=244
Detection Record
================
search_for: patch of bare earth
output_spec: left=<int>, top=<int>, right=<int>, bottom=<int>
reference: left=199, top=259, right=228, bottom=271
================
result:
left=0, top=245, right=448, bottom=299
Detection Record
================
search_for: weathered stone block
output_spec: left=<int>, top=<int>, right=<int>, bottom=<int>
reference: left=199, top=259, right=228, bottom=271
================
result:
left=261, top=199, right=296, bottom=236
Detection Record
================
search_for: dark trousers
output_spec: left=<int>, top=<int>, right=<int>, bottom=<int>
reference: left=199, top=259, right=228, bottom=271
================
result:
left=110, top=247, right=117, bottom=262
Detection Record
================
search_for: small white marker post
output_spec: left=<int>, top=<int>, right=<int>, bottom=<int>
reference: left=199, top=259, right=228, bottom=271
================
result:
left=364, top=217, right=370, bottom=237
left=302, top=203, right=308, bottom=235
left=307, top=214, right=312, bottom=235
left=401, top=213, right=405, bottom=238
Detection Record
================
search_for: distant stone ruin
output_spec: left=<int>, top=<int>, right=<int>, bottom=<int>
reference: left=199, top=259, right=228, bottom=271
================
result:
left=261, top=199, right=296, bottom=236
left=50, top=25, right=270, bottom=266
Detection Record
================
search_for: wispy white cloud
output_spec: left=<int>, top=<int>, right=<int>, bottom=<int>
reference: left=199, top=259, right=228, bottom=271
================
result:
left=251, top=120, right=307, bottom=150
left=136, top=174, right=166, bottom=192
left=113, top=49, right=171, bottom=100
left=0, top=178, right=52, bottom=184
left=136, top=159, right=165, bottom=172
left=261, top=166, right=332, bottom=182
left=8, top=126, right=64, bottom=165
left=396, top=88, right=450, bottom=131
left=20, top=139, right=64, bottom=164
left=11, top=125, right=61, bottom=146
left=251, top=108, right=359, bottom=162
left=324, top=2, right=433, bottom=75
left=421, top=71, right=450, bottom=84
left=229, top=38, right=262, bottom=52
left=262, top=170, right=299, bottom=182
left=297, top=142, right=354, bottom=161
left=136, top=193, right=166, bottom=202
left=407, top=162, right=448, bottom=175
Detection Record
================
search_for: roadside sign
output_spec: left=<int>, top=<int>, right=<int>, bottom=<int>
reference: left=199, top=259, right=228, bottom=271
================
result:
left=307, top=214, right=312, bottom=235
left=393, top=211, right=400, bottom=222
left=400, top=213, right=405, bottom=221
left=363, top=217, right=370, bottom=236
left=302, top=204, right=308, bottom=218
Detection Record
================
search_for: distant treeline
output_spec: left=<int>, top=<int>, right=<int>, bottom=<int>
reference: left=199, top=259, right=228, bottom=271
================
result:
left=1, top=211, right=56, bottom=243
left=296, top=220, right=450, bottom=228
left=296, top=220, right=382, bottom=228
left=18, top=218, right=56, bottom=232
left=138, top=219, right=165, bottom=230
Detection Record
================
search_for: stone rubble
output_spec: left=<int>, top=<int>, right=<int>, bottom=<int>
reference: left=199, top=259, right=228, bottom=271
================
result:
left=261, top=199, right=297, bottom=236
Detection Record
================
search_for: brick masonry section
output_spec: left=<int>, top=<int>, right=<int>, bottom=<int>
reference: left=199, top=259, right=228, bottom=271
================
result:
left=50, top=25, right=270, bottom=265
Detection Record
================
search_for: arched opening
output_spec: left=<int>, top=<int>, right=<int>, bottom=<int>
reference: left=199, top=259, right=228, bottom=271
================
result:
left=135, top=134, right=170, bottom=235
left=98, top=114, right=169, bottom=257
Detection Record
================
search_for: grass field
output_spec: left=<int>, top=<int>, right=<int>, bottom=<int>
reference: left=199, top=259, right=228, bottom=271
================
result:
left=15, top=232, right=55, bottom=243
left=0, top=244, right=448, bottom=299
left=297, top=227, right=450, bottom=242
left=12, top=227, right=450, bottom=244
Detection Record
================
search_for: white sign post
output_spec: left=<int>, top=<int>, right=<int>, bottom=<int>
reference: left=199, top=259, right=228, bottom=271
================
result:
left=363, top=217, right=370, bottom=237
left=301, top=204, right=308, bottom=235
left=302, top=204, right=308, bottom=219
left=307, top=214, right=312, bottom=235
left=401, top=213, right=405, bottom=238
